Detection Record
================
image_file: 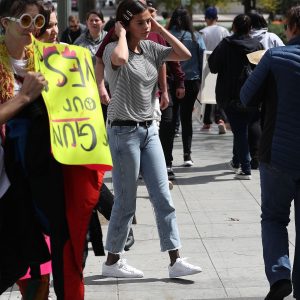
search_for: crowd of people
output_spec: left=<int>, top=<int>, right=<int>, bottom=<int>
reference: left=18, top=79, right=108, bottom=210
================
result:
left=0, top=0, right=299, bottom=299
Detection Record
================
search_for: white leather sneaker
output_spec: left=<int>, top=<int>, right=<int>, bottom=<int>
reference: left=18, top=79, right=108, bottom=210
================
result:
left=169, top=258, right=202, bottom=278
left=102, top=259, right=144, bottom=278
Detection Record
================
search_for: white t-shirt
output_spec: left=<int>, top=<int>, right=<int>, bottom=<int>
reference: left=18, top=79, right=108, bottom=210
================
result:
left=9, top=56, right=28, bottom=95
left=200, top=25, right=230, bottom=51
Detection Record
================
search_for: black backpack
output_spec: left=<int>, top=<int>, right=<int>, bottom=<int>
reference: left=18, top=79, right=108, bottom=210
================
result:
left=228, top=62, right=254, bottom=112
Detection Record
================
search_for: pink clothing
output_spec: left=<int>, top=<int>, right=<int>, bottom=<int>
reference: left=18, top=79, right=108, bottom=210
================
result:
left=20, top=236, right=51, bottom=279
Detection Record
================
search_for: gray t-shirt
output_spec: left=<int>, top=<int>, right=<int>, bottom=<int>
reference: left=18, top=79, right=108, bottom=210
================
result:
left=103, top=40, right=172, bottom=122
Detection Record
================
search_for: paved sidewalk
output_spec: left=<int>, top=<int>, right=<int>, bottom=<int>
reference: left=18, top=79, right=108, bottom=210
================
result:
left=1, top=124, right=295, bottom=300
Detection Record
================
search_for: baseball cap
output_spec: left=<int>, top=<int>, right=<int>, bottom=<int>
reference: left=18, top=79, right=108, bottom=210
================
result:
left=205, top=7, right=218, bottom=19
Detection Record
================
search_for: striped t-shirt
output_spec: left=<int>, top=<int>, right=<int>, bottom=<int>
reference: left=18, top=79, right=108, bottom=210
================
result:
left=103, top=39, right=172, bottom=122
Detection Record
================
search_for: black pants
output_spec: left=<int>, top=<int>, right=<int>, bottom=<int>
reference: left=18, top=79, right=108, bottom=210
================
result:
left=248, top=113, right=262, bottom=162
left=159, top=99, right=175, bottom=167
left=172, top=80, right=201, bottom=155
left=203, top=104, right=227, bottom=124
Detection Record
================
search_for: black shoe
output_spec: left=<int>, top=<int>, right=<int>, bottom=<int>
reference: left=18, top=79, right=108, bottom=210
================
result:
left=265, top=279, right=292, bottom=300
left=251, top=159, right=259, bottom=170
left=124, top=228, right=135, bottom=251
left=167, top=166, right=175, bottom=180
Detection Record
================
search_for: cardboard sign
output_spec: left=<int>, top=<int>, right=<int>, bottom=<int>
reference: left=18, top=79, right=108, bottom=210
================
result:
left=198, top=50, right=217, bottom=104
left=32, top=37, right=112, bottom=170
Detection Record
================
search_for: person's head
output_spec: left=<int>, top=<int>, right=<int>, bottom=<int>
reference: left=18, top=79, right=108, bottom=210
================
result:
left=36, top=1, right=58, bottom=43
left=103, top=17, right=116, bottom=32
left=285, top=5, right=300, bottom=41
left=86, top=10, right=104, bottom=38
left=205, top=6, right=218, bottom=25
left=0, top=0, right=45, bottom=45
left=162, top=11, right=169, bottom=20
left=247, top=12, right=267, bottom=29
left=68, top=15, right=80, bottom=32
left=146, top=0, right=157, bottom=18
left=116, top=0, right=150, bottom=41
left=168, top=7, right=194, bottom=34
left=232, top=14, right=251, bottom=36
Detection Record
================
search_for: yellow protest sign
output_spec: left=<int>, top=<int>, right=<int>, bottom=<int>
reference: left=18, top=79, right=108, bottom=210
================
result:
left=32, top=37, right=112, bottom=170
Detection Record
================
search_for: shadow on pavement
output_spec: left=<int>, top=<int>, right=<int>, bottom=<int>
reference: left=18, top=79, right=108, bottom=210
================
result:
left=84, top=275, right=195, bottom=285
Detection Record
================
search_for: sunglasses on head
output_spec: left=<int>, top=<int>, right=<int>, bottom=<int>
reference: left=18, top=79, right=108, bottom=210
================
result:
left=6, top=13, right=45, bottom=29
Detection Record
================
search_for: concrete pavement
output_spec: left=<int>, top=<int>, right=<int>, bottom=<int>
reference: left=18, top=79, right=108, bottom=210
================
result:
left=1, top=121, right=296, bottom=300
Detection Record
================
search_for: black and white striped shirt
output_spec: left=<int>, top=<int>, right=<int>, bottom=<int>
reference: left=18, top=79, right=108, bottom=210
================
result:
left=103, top=40, right=172, bottom=122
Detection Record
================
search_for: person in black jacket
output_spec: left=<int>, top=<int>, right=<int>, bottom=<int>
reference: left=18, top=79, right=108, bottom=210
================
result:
left=60, top=15, right=86, bottom=44
left=208, top=14, right=263, bottom=180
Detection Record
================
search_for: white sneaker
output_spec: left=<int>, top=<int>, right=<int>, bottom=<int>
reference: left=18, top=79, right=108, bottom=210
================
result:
left=168, top=258, right=202, bottom=278
left=102, top=258, right=144, bottom=278
left=228, top=160, right=240, bottom=173
left=183, top=160, right=194, bottom=167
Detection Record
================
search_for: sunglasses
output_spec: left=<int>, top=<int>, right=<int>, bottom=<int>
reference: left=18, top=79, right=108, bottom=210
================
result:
left=6, top=13, right=45, bottom=29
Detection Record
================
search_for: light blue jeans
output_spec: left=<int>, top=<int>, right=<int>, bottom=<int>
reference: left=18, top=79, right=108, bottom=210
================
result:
left=260, top=162, right=300, bottom=297
left=105, top=123, right=181, bottom=253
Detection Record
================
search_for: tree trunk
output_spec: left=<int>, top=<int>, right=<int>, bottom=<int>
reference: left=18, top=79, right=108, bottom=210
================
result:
left=78, top=0, right=96, bottom=23
left=242, top=0, right=256, bottom=13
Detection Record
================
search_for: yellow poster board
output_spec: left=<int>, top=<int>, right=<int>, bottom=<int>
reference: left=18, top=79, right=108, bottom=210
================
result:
left=32, top=37, right=112, bottom=170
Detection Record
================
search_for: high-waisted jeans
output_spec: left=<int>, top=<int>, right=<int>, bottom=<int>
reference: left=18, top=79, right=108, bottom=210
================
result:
left=105, top=122, right=181, bottom=253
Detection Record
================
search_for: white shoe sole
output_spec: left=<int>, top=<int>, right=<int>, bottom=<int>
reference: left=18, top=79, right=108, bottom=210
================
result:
left=169, top=268, right=202, bottom=278
left=234, top=174, right=251, bottom=180
left=183, top=161, right=194, bottom=167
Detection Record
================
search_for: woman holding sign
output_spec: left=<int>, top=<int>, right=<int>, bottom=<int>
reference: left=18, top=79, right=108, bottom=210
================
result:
left=0, top=1, right=104, bottom=299
left=101, top=0, right=202, bottom=278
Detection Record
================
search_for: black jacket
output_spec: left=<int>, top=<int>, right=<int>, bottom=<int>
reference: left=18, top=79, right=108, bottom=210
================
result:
left=208, top=34, right=263, bottom=109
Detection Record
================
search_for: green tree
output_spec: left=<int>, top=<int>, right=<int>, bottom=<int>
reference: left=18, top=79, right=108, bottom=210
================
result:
left=280, top=0, right=300, bottom=13
left=156, top=0, right=228, bottom=12
left=257, top=0, right=279, bottom=13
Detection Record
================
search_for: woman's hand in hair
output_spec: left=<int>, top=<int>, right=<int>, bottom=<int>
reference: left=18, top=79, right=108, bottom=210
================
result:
left=111, top=21, right=129, bottom=66
left=114, top=21, right=126, bottom=38
left=150, top=17, right=163, bottom=33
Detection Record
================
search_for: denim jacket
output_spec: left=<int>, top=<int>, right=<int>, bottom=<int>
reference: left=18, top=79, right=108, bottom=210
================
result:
left=170, top=28, right=206, bottom=81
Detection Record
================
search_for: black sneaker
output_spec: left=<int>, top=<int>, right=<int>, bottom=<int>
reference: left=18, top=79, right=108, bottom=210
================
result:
left=234, top=171, right=251, bottom=180
left=265, top=279, right=292, bottom=300
left=251, top=159, right=259, bottom=170
left=167, top=166, right=175, bottom=180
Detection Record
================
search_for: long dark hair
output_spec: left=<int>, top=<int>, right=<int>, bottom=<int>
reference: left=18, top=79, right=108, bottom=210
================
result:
left=286, top=5, right=300, bottom=32
left=36, top=1, right=56, bottom=38
left=247, top=12, right=267, bottom=29
left=232, top=14, right=252, bottom=36
left=0, top=0, right=43, bottom=18
left=116, top=0, right=147, bottom=28
left=168, top=8, right=196, bottom=41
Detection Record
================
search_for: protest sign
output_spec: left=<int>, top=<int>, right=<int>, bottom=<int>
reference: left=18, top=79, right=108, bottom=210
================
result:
left=33, top=37, right=112, bottom=170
